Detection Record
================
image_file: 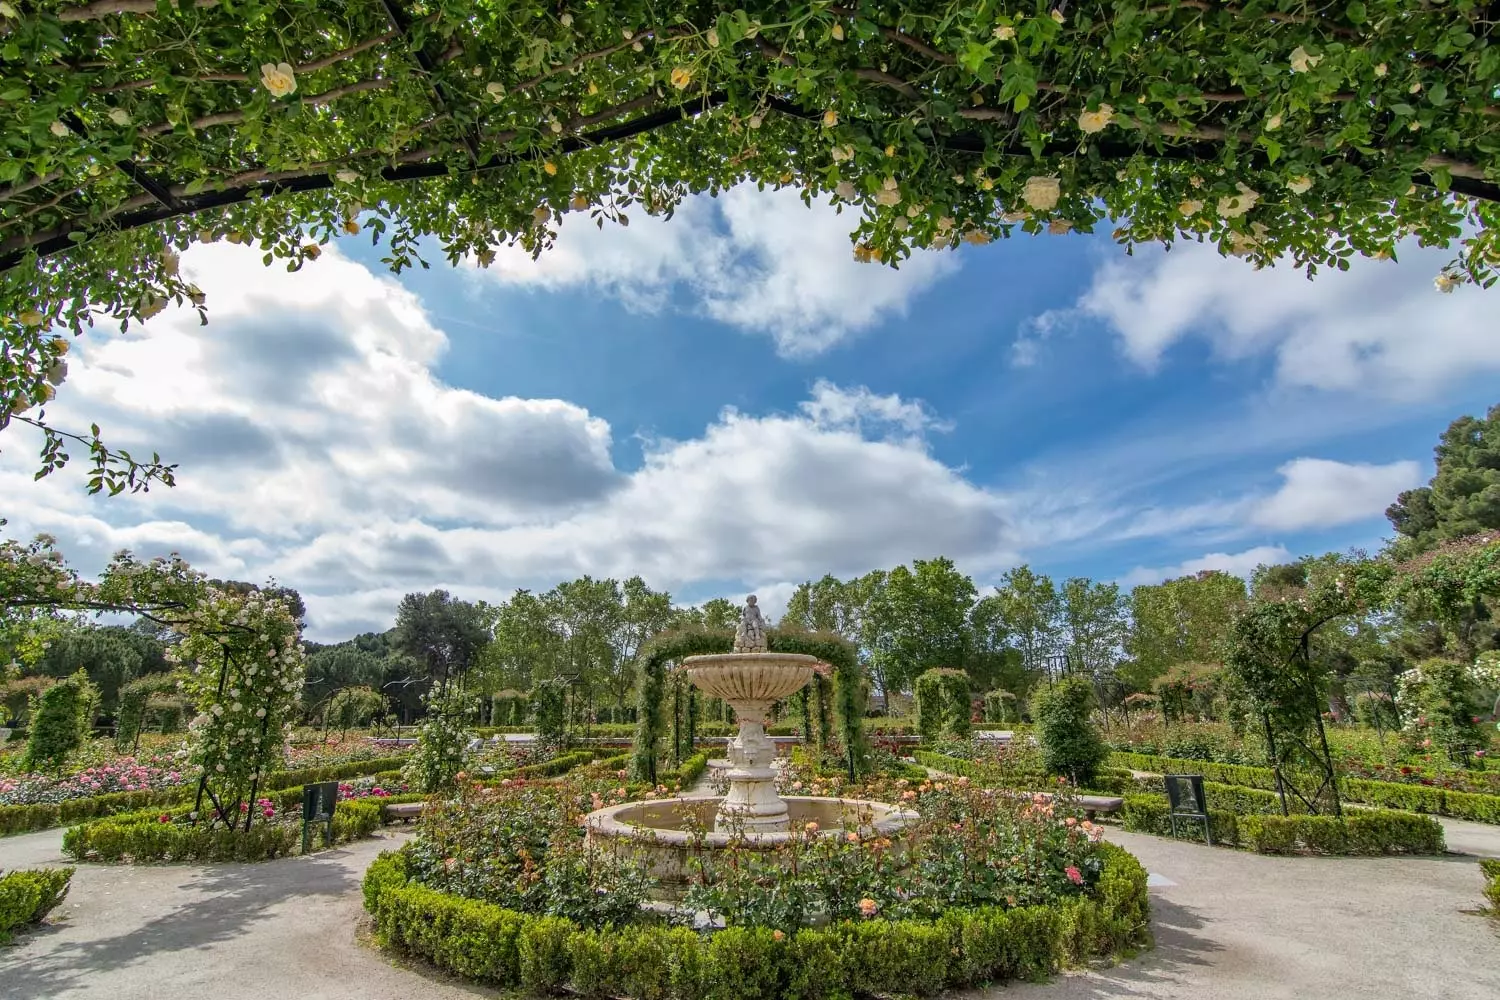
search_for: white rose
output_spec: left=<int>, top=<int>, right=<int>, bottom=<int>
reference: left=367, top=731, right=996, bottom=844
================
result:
left=834, top=180, right=857, bottom=201
left=1287, top=176, right=1313, bottom=195
left=1289, top=47, right=1322, bottom=73
left=260, top=62, right=297, bottom=98
left=1021, top=175, right=1061, bottom=211
left=1434, top=274, right=1459, bottom=294
left=1077, top=104, right=1114, bottom=134
left=1216, top=182, right=1259, bottom=219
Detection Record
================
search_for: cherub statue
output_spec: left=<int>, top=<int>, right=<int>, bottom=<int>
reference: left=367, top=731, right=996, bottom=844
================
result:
left=733, top=594, right=768, bottom=652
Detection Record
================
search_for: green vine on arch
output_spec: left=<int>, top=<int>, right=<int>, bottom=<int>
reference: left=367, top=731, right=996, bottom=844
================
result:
left=1, top=533, right=306, bottom=830
left=4, top=1, right=1500, bottom=491
left=630, top=625, right=865, bottom=784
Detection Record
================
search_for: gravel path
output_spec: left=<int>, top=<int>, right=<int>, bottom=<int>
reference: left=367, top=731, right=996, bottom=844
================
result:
left=2, top=816, right=1496, bottom=999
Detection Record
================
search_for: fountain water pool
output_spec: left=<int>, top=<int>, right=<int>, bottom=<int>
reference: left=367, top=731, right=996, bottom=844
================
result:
left=583, top=597, right=918, bottom=891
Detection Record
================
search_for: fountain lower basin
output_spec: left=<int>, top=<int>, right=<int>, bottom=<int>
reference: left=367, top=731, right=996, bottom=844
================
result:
left=584, top=795, right=918, bottom=892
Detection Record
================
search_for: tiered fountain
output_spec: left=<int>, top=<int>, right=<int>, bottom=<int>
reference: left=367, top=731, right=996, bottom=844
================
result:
left=584, top=596, right=916, bottom=892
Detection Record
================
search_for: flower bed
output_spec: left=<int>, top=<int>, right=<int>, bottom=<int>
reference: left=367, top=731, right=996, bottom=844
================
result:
left=1120, top=794, right=1446, bottom=855
left=0, top=755, right=409, bottom=838
left=0, top=867, right=72, bottom=943
left=915, top=750, right=1132, bottom=796
left=1112, top=751, right=1500, bottom=825
left=363, top=842, right=1148, bottom=998
left=62, top=797, right=384, bottom=863
left=362, top=767, right=1149, bottom=997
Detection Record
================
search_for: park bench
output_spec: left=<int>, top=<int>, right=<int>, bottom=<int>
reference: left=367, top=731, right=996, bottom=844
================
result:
left=383, top=801, right=424, bottom=823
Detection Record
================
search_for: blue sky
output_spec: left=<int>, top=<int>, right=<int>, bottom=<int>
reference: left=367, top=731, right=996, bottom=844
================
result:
left=4, top=186, right=1497, bottom=639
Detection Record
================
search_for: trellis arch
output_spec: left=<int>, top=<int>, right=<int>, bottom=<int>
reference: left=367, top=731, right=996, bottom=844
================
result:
left=0, top=535, right=306, bottom=830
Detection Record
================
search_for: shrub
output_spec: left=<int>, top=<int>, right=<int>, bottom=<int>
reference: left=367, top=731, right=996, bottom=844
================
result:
left=362, top=843, right=1149, bottom=998
left=1481, top=858, right=1500, bottom=914
left=1238, top=811, right=1445, bottom=856
left=61, top=798, right=384, bottom=863
left=22, top=669, right=99, bottom=772
left=1116, top=750, right=1500, bottom=825
left=531, top=679, right=568, bottom=752
left=916, top=670, right=947, bottom=745
left=1031, top=678, right=1107, bottom=786
left=0, top=675, right=53, bottom=727
left=0, top=867, right=73, bottom=943
left=1122, top=792, right=1444, bottom=855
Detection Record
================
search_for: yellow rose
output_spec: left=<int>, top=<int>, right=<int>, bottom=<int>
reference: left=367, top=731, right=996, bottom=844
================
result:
left=259, top=62, right=297, bottom=98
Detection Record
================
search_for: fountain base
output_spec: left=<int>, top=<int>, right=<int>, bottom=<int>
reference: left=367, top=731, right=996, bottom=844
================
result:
left=584, top=795, right=918, bottom=897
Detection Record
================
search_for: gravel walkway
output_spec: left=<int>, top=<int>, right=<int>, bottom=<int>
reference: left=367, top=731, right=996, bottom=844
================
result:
left=1, top=816, right=1496, bottom=999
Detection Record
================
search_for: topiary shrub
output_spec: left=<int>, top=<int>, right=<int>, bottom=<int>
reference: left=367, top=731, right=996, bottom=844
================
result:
left=1030, top=677, right=1107, bottom=787
left=943, top=671, right=973, bottom=739
left=0, top=867, right=73, bottom=943
left=21, top=669, right=98, bottom=772
left=916, top=670, right=947, bottom=745
left=531, top=679, right=568, bottom=752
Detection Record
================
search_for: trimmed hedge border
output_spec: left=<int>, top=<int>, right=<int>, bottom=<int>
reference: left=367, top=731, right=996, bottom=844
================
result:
left=1120, top=793, right=1446, bottom=855
left=361, top=842, right=1151, bottom=998
left=61, top=797, right=385, bottom=863
left=1481, top=859, right=1500, bottom=914
left=1112, top=751, right=1500, bottom=825
left=0, top=753, right=412, bottom=838
left=914, top=751, right=1130, bottom=796
left=0, top=867, right=73, bottom=944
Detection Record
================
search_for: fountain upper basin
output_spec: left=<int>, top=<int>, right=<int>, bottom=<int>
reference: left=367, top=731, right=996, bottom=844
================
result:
left=680, top=652, right=820, bottom=709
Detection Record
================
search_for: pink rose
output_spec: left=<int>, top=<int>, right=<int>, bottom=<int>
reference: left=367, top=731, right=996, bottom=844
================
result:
left=1065, top=866, right=1083, bottom=885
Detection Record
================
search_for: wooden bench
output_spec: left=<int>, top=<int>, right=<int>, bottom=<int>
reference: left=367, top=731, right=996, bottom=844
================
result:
left=383, top=801, right=424, bottom=823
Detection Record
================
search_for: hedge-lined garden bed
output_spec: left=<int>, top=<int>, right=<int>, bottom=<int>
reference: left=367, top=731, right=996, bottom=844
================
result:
left=1112, top=751, right=1500, bottom=825
left=0, top=753, right=412, bottom=837
left=0, top=867, right=73, bottom=943
left=61, top=797, right=385, bottom=863
left=1120, top=794, right=1446, bottom=855
left=914, top=751, right=1132, bottom=796
left=361, top=842, right=1151, bottom=999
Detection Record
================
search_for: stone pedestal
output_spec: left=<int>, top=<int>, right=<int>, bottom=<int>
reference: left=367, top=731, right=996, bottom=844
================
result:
left=716, top=715, right=787, bottom=832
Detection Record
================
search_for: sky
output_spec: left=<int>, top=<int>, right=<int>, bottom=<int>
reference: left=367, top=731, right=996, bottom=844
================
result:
left=4, top=185, right=1498, bottom=641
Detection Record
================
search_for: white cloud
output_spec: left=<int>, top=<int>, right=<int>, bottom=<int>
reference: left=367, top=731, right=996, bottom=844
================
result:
left=1075, top=238, right=1500, bottom=398
left=480, top=186, right=958, bottom=356
left=1251, top=457, right=1421, bottom=532
left=1120, top=545, right=1293, bottom=588
left=0, top=243, right=1004, bottom=639
left=3, top=235, right=1426, bottom=643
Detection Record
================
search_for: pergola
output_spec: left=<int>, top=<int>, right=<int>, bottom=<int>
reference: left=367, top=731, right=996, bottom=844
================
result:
left=2, top=1, right=1497, bottom=487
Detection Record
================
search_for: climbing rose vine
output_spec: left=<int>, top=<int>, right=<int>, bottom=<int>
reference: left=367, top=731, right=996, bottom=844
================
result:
left=170, top=588, right=306, bottom=823
left=2, top=0, right=1498, bottom=489
left=1, top=534, right=305, bottom=826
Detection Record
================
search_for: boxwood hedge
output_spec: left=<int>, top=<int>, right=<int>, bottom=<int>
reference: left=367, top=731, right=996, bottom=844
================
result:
left=361, top=841, right=1151, bottom=998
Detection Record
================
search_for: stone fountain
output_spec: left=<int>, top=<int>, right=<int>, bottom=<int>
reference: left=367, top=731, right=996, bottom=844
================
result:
left=584, top=596, right=917, bottom=892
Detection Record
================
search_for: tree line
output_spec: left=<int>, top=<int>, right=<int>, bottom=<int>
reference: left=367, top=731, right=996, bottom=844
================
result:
left=5, top=402, right=1496, bottom=732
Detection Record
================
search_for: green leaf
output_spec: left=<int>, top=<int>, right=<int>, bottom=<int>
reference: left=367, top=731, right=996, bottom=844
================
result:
left=1261, top=138, right=1281, bottom=164
left=1013, top=92, right=1030, bottom=112
left=0, top=88, right=27, bottom=102
left=1346, top=1, right=1367, bottom=23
